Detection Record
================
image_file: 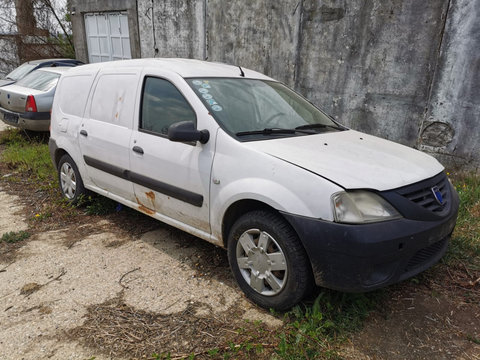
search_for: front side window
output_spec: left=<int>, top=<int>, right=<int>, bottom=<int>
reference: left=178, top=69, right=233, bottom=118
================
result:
left=140, top=77, right=196, bottom=135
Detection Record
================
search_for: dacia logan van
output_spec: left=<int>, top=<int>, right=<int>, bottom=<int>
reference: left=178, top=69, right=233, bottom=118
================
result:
left=49, top=59, right=459, bottom=310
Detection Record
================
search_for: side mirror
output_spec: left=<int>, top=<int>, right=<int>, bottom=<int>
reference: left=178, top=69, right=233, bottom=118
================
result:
left=168, top=121, right=210, bottom=144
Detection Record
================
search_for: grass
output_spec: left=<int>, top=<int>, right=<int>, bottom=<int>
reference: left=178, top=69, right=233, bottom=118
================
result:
left=0, top=129, right=56, bottom=188
left=0, top=129, right=118, bottom=215
left=77, top=194, right=119, bottom=216
left=1, top=230, right=30, bottom=243
left=273, top=290, right=382, bottom=359
left=447, top=175, right=480, bottom=268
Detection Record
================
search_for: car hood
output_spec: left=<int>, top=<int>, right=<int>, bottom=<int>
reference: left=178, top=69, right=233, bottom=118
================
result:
left=246, top=129, right=444, bottom=191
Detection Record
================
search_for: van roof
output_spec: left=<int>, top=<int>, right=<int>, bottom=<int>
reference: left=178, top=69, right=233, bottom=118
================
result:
left=63, top=58, right=274, bottom=80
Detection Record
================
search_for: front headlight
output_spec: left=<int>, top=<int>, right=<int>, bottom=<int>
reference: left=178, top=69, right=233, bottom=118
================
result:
left=332, top=191, right=402, bottom=224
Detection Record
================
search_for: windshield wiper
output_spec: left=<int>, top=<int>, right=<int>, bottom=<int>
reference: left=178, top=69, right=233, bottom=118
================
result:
left=295, top=123, right=345, bottom=131
left=236, top=128, right=315, bottom=137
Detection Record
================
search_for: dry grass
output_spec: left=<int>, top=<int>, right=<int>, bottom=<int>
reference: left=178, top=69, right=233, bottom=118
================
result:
left=67, top=295, right=277, bottom=359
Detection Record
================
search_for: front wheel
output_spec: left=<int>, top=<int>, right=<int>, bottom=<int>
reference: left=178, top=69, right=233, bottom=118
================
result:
left=57, top=154, right=86, bottom=204
left=227, top=210, right=313, bottom=310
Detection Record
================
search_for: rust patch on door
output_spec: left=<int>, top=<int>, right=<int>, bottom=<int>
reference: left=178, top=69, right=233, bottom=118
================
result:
left=135, top=196, right=155, bottom=215
left=145, top=191, right=155, bottom=209
left=138, top=204, right=155, bottom=215
left=145, top=191, right=155, bottom=201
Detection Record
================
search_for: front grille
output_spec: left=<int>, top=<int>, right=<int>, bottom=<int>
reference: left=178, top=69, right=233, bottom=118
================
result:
left=403, top=177, right=448, bottom=212
left=405, top=238, right=447, bottom=272
left=397, top=173, right=450, bottom=215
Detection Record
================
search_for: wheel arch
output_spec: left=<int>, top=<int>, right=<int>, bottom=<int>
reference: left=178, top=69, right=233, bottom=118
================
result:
left=221, top=199, right=317, bottom=283
left=222, top=199, right=276, bottom=248
left=53, top=148, right=68, bottom=169
left=221, top=199, right=303, bottom=249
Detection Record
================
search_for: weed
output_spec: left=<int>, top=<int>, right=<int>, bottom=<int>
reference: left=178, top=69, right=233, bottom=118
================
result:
left=207, top=348, right=219, bottom=356
left=33, top=212, right=52, bottom=221
left=0, top=128, right=27, bottom=145
left=447, top=175, right=480, bottom=266
left=151, top=353, right=170, bottom=360
left=0, top=129, right=55, bottom=187
left=1, top=230, right=31, bottom=243
left=466, top=334, right=480, bottom=345
left=81, top=195, right=118, bottom=216
left=275, top=290, right=382, bottom=359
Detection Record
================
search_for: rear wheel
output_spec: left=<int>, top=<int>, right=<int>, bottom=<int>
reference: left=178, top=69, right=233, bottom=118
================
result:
left=227, top=210, right=313, bottom=310
left=58, top=154, right=86, bottom=204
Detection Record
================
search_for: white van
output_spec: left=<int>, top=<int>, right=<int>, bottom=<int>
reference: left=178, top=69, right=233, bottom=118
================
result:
left=49, top=59, right=459, bottom=310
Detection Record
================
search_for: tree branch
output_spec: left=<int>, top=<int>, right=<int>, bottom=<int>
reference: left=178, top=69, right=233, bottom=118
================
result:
left=40, top=0, right=74, bottom=49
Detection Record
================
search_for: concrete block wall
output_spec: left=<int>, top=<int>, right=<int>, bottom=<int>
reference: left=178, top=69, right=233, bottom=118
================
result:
left=133, top=0, right=479, bottom=171
left=419, top=0, right=480, bottom=170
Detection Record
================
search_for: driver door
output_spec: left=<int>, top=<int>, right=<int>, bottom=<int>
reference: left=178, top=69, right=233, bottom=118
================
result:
left=129, top=75, right=213, bottom=234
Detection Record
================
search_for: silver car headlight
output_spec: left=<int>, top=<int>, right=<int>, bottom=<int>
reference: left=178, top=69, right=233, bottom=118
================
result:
left=332, top=191, right=402, bottom=224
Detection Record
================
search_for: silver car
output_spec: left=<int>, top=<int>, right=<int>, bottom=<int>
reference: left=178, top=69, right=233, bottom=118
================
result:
left=0, top=67, right=71, bottom=132
left=0, top=58, right=83, bottom=88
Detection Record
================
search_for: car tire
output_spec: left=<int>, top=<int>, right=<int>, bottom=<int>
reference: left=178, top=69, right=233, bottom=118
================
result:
left=227, top=210, right=313, bottom=311
left=58, top=154, right=86, bottom=204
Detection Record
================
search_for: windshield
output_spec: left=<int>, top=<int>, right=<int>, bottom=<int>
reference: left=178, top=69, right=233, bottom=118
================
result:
left=6, top=63, right=36, bottom=81
left=16, top=70, right=60, bottom=91
left=187, top=78, right=342, bottom=139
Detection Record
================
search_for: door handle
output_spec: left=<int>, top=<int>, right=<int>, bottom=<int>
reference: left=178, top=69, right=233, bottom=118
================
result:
left=80, top=130, right=88, bottom=137
left=132, top=145, right=144, bottom=154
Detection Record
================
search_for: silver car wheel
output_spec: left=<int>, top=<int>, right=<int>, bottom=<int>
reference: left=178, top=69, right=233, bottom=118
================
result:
left=60, top=162, right=77, bottom=199
left=236, top=228, right=288, bottom=296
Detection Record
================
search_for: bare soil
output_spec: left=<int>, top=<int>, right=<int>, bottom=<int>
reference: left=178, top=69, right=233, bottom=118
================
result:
left=343, top=273, right=480, bottom=360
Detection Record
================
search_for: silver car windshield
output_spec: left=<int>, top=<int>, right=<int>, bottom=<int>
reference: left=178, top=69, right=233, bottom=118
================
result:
left=16, top=70, right=60, bottom=91
left=187, top=78, right=341, bottom=138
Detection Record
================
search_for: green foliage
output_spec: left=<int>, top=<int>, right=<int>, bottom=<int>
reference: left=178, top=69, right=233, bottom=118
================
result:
left=77, top=195, right=118, bottom=216
left=207, top=348, right=219, bottom=356
left=0, top=129, right=55, bottom=186
left=448, top=175, right=480, bottom=266
left=0, top=128, right=26, bottom=145
left=466, top=334, right=480, bottom=345
left=0, top=129, right=119, bottom=217
left=275, top=290, right=382, bottom=359
left=49, top=33, right=75, bottom=59
left=1, top=230, right=31, bottom=243
left=33, top=212, right=52, bottom=221
left=151, top=353, right=170, bottom=360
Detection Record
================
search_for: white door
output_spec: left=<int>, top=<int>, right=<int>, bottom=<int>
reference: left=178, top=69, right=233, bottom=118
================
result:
left=79, top=70, right=140, bottom=202
left=129, top=75, right=214, bottom=234
left=84, top=12, right=132, bottom=63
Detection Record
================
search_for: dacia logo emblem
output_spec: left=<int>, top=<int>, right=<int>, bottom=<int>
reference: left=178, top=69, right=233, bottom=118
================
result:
left=431, top=186, right=444, bottom=205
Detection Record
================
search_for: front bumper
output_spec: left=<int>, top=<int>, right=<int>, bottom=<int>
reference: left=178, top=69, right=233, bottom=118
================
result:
left=282, top=182, right=459, bottom=292
left=0, top=107, right=50, bottom=131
